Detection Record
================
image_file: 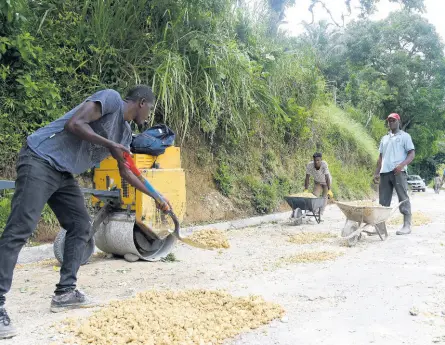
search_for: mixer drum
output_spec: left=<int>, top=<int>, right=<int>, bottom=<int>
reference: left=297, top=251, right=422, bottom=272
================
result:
left=94, top=212, right=176, bottom=262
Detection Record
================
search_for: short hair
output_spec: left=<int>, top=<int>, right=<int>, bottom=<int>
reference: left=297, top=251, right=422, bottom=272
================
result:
left=125, top=85, right=155, bottom=103
left=313, top=152, right=322, bottom=159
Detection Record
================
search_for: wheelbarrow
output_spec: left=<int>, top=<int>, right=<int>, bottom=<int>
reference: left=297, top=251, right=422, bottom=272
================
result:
left=284, top=195, right=326, bottom=225
left=336, top=200, right=407, bottom=247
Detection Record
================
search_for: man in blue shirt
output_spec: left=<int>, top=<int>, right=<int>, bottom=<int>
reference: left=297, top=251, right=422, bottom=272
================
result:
left=0, top=86, right=170, bottom=339
left=373, top=113, right=415, bottom=236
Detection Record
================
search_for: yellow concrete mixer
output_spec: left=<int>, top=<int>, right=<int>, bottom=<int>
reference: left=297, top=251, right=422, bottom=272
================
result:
left=52, top=147, right=186, bottom=263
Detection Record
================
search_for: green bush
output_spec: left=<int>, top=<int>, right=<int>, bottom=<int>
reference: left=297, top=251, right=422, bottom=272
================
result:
left=0, top=196, right=11, bottom=233
left=0, top=193, right=58, bottom=241
left=214, top=160, right=234, bottom=197
left=0, top=0, right=381, bottom=219
left=245, top=178, right=278, bottom=214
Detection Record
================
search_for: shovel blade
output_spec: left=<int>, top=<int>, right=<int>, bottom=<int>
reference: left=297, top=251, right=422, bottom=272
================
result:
left=176, top=236, right=213, bottom=250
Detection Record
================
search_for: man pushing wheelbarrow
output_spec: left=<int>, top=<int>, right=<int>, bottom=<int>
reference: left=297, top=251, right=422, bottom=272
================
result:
left=373, top=113, right=415, bottom=236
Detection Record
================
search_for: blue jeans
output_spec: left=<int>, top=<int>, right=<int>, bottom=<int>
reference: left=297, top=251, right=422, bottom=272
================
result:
left=0, top=146, right=91, bottom=305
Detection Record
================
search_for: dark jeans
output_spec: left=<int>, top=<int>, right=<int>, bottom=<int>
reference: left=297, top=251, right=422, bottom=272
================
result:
left=0, top=146, right=91, bottom=306
left=379, top=171, right=411, bottom=215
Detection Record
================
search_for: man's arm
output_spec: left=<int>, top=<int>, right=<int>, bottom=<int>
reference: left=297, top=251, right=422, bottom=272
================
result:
left=325, top=174, right=331, bottom=190
left=118, top=161, right=170, bottom=211
left=304, top=174, right=310, bottom=190
left=394, top=150, right=415, bottom=174
left=374, top=153, right=382, bottom=183
left=64, top=101, right=129, bottom=161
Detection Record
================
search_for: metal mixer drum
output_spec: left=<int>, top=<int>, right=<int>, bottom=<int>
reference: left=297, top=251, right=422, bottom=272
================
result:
left=94, top=212, right=176, bottom=261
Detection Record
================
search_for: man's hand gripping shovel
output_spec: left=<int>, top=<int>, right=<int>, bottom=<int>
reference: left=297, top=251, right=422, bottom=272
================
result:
left=123, top=152, right=210, bottom=249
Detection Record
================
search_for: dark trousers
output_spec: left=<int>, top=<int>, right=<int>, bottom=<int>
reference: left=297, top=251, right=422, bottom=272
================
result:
left=0, top=146, right=91, bottom=306
left=379, top=171, right=411, bottom=215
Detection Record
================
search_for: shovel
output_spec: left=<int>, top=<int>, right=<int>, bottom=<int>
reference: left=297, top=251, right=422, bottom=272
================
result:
left=123, top=152, right=211, bottom=250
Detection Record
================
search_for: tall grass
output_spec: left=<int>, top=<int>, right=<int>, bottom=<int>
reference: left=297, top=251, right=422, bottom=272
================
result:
left=4, top=0, right=382, bottom=216
left=314, top=104, right=379, bottom=162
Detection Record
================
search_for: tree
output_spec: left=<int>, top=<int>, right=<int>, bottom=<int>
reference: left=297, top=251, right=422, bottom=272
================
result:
left=303, top=10, right=445, bottom=162
left=307, top=0, right=425, bottom=27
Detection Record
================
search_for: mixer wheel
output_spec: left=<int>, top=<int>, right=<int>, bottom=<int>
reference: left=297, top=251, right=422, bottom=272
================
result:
left=54, top=228, right=96, bottom=266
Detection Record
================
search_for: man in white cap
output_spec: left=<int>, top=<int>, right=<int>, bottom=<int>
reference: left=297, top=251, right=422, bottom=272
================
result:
left=373, top=113, right=415, bottom=235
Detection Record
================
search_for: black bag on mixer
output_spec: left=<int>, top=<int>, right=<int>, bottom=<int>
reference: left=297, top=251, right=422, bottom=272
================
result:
left=130, top=124, right=175, bottom=156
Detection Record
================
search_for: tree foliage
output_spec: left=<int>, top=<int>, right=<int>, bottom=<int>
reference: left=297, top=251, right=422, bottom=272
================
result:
left=302, top=9, right=445, bottom=170
left=0, top=0, right=441, bottom=211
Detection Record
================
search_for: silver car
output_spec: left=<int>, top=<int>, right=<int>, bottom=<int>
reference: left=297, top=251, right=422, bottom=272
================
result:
left=407, top=175, right=426, bottom=192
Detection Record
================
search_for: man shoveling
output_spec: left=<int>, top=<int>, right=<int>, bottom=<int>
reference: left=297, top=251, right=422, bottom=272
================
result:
left=373, top=113, right=415, bottom=235
left=0, top=86, right=170, bottom=339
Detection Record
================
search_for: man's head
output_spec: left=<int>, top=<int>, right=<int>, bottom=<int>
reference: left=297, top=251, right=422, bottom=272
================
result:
left=313, top=152, right=322, bottom=169
left=124, top=85, right=155, bottom=126
left=387, top=113, right=400, bottom=132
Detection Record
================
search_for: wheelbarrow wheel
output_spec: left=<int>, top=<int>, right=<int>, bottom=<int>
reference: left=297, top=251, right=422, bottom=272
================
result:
left=291, top=208, right=303, bottom=226
left=347, top=232, right=362, bottom=247
left=54, top=228, right=95, bottom=266
left=342, top=221, right=360, bottom=247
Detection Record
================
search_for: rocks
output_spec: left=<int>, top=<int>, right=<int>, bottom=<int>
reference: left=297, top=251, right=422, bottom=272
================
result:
left=409, top=307, right=419, bottom=316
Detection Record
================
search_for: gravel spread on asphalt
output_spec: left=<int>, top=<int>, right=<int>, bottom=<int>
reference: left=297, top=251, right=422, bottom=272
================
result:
left=288, top=232, right=336, bottom=245
left=57, top=290, right=284, bottom=345
left=278, top=251, right=344, bottom=265
left=186, top=229, right=230, bottom=249
left=388, top=211, right=432, bottom=226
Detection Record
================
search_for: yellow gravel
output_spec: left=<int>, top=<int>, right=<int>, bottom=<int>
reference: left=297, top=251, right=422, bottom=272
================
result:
left=341, top=200, right=382, bottom=207
left=288, top=193, right=316, bottom=198
left=57, top=290, right=284, bottom=345
left=388, top=211, right=432, bottom=226
left=187, top=229, right=230, bottom=249
left=288, top=232, right=336, bottom=245
left=279, top=251, right=343, bottom=265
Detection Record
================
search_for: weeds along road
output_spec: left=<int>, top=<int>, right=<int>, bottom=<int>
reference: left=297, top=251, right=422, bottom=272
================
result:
left=3, top=188, right=445, bottom=345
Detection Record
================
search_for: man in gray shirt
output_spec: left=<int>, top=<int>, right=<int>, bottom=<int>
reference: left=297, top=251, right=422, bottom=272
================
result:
left=373, top=113, right=415, bottom=237
left=0, top=86, right=170, bottom=339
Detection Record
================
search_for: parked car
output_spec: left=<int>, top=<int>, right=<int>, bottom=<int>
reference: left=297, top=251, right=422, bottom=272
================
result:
left=407, top=175, right=426, bottom=192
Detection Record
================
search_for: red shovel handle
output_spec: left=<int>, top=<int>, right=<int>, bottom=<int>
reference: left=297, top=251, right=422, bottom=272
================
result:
left=123, top=152, right=141, bottom=177
left=122, top=152, right=167, bottom=209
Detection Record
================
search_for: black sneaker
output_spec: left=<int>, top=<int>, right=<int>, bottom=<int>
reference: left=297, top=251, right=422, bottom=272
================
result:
left=50, top=290, right=95, bottom=313
left=0, top=308, right=17, bottom=339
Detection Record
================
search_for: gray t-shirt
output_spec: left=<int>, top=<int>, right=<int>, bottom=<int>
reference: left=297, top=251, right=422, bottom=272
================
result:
left=27, top=89, right=132, bottom=174
left=379, top=130, right=415, bottom=174
left=306, top=161, right=331, bottom=184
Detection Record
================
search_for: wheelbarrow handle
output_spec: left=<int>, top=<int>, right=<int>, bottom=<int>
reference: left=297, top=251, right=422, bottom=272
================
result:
left=389, top=199, right=408, bottom=217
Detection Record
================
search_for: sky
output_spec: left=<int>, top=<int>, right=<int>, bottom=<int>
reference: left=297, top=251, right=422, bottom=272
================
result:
left=281, top=0, right=445, bottom=41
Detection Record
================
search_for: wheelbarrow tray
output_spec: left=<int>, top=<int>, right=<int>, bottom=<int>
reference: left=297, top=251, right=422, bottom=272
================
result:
left=285, top=196, right=325, bottom=213
left=336, top=200, right=393, bottom=226
left=284, top=196, right=325, bottom=224
left=336, top=199, right=407, bottom=247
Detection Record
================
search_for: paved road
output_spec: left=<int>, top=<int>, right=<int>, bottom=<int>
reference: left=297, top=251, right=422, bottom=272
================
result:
left=3, top=189, right=445, bottom=344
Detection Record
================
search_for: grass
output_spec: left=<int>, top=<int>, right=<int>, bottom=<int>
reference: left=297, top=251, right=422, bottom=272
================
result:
left=315, top=104, right=378, bottom=161
left=0, top=193, right=59, bottom=243
left=161, top=253, right=178, bottom=262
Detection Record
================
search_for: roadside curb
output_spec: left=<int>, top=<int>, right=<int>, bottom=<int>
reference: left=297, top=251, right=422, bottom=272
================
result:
left=17, top=211, right=292, bottom=264
left=183, top=211, right=292, bottom=233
